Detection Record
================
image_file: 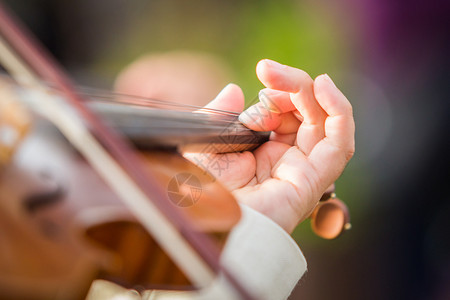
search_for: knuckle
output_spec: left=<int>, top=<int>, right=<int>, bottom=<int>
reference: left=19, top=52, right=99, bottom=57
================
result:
left=342, top=99, right=353, bottom=115
left=345, top=144, right=355, bottom=161
left=295, top=69, right=313, bottom=89
left=300, top=70, right=314, bottom=84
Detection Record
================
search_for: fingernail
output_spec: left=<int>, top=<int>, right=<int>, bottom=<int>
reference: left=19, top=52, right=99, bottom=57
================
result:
left=217, top=83, right=232, bottom=96
left=258, top=90, right=270, bottom=107
left=263, top=59, right=284, bottom=70
left=293, top=110, right=304, bottom=122
left=259, top=89, right=282, bottom=112
left=207, top=83, right=232, bottom=105
left=321, top=73, right=337, bottom=88
left=239, top=104, right=260, bottom=124
left=238, top=108, right=253, bottom=124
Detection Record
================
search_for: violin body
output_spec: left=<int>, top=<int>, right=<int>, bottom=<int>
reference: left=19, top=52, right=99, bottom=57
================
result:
left=0, top=79, right=249, bottom=299
left=0, top=116, right=109, bottom=299
left=0, top=108, right=240, bottom=299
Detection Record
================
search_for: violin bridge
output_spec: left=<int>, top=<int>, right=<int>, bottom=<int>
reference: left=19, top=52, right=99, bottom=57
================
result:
left=0, top=80, right=30, bottom=165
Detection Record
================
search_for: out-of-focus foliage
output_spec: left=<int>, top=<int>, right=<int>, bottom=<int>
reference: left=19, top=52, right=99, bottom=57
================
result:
left=96, top=0, right=350, bottom=102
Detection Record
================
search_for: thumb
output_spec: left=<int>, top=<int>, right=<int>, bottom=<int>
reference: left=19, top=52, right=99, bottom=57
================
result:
left=203, top=83, right=245, bottom=112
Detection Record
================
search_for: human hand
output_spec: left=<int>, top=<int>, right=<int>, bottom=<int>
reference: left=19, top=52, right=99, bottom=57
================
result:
left=185, top=59, right=355, bottom=233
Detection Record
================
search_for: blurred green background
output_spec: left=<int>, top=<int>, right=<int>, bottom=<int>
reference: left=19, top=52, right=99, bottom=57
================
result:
left=4, top=0, right=449, bottom=299
left=96, top=0, right=349, bottom=98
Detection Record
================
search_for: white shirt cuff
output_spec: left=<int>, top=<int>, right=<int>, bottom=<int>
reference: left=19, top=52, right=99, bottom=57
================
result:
left=219, top=204, right=307, bottom=300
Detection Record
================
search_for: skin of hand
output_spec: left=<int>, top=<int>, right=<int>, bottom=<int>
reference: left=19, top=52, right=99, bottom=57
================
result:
left=184, top=59, right=355, bottom=233
left=116, top=57, right=355, bottom=234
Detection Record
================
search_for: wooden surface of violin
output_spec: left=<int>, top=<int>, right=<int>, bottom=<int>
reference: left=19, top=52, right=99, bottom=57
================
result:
left=0, top=86, right=244, bottom=299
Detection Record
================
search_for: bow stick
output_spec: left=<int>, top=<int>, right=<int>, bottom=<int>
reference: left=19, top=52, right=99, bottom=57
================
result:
left=0, top=2, right=254, bottom=299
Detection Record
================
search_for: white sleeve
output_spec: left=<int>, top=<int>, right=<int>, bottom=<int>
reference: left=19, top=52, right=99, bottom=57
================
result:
left=219, top=204, right=307, bottom=300
left=86, top=204, right=307, bottom=300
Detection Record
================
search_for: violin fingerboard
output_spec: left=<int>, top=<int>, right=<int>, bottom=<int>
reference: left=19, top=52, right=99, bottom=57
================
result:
left=91, top=102, right=270, bottom=153
left=179, top=143, right=262, bottom=154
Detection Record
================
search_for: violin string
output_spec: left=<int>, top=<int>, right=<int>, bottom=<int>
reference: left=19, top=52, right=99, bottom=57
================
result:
left=73, top=88, right=250, bottom=129
left=76, top=86, right=243, bottom=117
left=2, top=73, right=253, bottom=128
left=91, top=100, right=246, bottom=130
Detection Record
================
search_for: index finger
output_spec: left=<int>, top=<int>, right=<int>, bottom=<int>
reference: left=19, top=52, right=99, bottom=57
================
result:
left=256, top=59, right=327, bottom=155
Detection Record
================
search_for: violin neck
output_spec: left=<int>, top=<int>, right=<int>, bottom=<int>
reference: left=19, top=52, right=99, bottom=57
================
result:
left=91, top=101, right=270, bottom=153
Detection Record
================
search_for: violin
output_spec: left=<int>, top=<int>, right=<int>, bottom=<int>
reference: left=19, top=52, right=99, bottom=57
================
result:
left=0, top=2, right=350, bottom=299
